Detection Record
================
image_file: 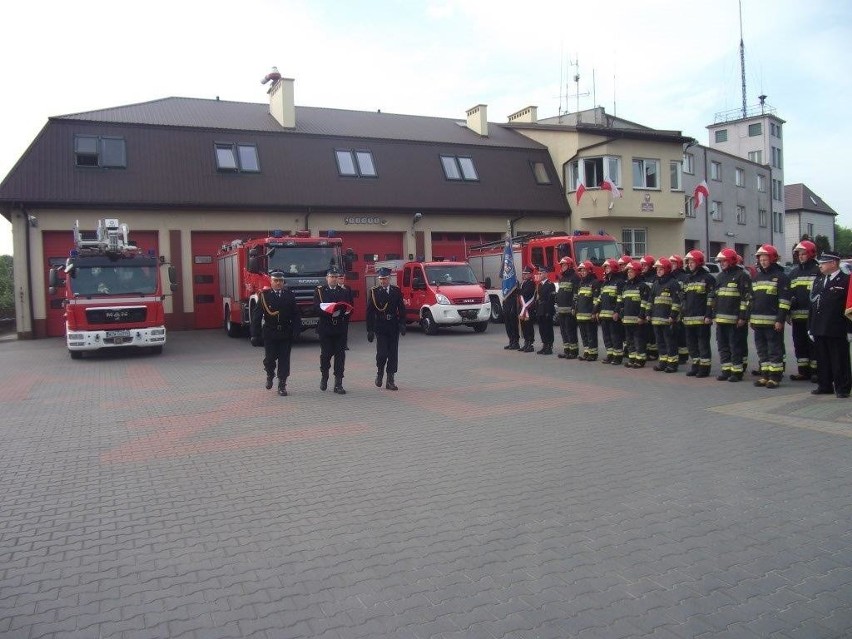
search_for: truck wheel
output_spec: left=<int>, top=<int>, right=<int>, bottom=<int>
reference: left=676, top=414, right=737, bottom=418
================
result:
left=489, top=296, right=504, bottom=323
left=69, top=350, right=82, bottom=360
left=150, top=345, right=163, bottom=355
left=472, top=322, right=488, bottom=333
left=225, top=306, right=243, bottom=337
left=420, top=310, right=438, bottom=335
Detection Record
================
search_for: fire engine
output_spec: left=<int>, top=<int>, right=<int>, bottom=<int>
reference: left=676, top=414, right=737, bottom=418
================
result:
left=216, top=230, right=352, bottom=338
left=48, top=219, right=177, bottom=359
left=467, top=230, right=622, bottom=322
left=368, top=260, right=490, bottom=335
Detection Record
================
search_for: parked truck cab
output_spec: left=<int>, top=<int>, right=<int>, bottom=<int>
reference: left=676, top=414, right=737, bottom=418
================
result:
left=370, top=260, right=490, bottom=335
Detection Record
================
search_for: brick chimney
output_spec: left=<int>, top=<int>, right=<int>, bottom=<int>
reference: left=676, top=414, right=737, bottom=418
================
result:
left=269, top=77, right=296, bottom=129
left=466, top=104, right=488, bottom=137
left=507, top=106, right=538, bottom=124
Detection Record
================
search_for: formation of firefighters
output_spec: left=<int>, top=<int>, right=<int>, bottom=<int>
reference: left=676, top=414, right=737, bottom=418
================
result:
left=501, top=240, right=850, bottom=396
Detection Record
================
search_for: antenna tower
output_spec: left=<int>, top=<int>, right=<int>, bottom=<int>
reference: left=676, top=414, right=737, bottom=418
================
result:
left=739, top=0, right=747, bottom=118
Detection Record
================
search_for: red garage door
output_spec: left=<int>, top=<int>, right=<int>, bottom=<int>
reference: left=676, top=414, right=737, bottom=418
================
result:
left=321, top=231, right=404, bottom=322
left=42, top=230, right=159, bottom=338
left=431, top=232, right=501, bottom=263
left=190, top=231, right=256, bottom=330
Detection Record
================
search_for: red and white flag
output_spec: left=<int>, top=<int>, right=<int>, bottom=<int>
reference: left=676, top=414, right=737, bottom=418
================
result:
left=601, top=179, right=621, bottom=199
left=518, top=296, right=535, bottom=321
left=320, top=302, right=354, bottom=317
left=575, top=180, right=586, bottom=205
left=693, top=180, right=710, bottom=209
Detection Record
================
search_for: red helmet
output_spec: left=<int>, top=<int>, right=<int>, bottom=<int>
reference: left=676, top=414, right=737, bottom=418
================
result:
left=736, top=253, right=744, bottom=265
left=558, top=256, right=575, bottom=269
left=640, top=255, right=656, bottom=270
left=578, top=260, right=594, bottom=273
left=793, top=240, right=817, bottom=260
left=715, top=248, right=738, bottom=265
left=653, top=257, right=672, bottom=274
left=669, top=254, right=684, bottom=270
left=626, top=260, right=642, bottom=273
left=755, top=244, right=779, bottom=262
left=603, top=258, right=620, bottom=273
left=684, top=249, right=705, bottom=268
left=617, top=255, right=632, bottom=267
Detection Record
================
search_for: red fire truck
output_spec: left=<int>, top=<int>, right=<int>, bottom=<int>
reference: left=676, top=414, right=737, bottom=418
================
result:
left=216, top=230, right=352, bottom=338
left=467, top=230, right=622, bottom=322
left=368, top=260, right=490, bottom=334
left=48, top=219, right=177, bottom=359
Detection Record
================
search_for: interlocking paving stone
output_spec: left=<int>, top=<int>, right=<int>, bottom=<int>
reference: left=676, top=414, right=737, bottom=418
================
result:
left=0, top=327, right=851, bottom=638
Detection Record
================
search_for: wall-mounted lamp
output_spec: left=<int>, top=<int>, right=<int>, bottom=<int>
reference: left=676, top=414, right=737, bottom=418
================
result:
left=412, top=212, right=423, bottom=224
left=27, top=215, right=38, bottom=228
left=724, top=231, right=736, bottom=237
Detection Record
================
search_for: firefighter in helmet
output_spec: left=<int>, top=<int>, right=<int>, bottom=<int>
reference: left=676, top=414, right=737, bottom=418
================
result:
left=555, top=257, right=580, bottom=359
left=788, top=239, right=820, bottom=381
left=713, top=248, right=752, bottom=382
left=751, top=244, right=791, bottom=388
left=639, top=255, right=659, bottom=361
left=596, top=258, right=625, bottom=365
left=681, top=250, right=716, bottom=378
left=619, top=260, right=649, bottom=367
left=574, top=261, right=599, bottom=361
left=649, top=258, right=682, bottom=372
left=669, top=254, right=690, bottom=365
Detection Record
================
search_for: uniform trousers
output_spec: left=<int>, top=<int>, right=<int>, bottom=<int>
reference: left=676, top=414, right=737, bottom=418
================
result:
left=652, top=323, right=677, bottom=364
left=791, top=320, right=816, bottom=374
left=578, top=320, right=598, bottom=355
left=623, top=323, right=646, bottom=362
left=557, top=312, right=578, bottom=351
left=684, top=323, right=711, bottom=366
left=320, top=333, right=347, bottom=377
left=599, top=318, right=624, bottom=358
left=814, top=336, right=851, bottom=394
left=503, top=300, right=519, bottom=343
left=376, top=332, right=400, bottom=375
left=716, top=323, right=746, bottom=374
left=538, top=315, right=554, bottom=346
left=753, top=325, right=785, bottom=380
left=263, top=339, right=292, bottom=379
left=520, top=318, right=535, bottom=344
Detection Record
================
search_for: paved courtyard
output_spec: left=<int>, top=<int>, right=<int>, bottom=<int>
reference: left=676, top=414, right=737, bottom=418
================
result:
left=0, top=323, right=850, bottom=638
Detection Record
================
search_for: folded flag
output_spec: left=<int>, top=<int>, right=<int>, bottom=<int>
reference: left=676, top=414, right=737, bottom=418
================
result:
left=519, top=296, right=535, bottom=321
left=320, top=302, right=354, bottom=317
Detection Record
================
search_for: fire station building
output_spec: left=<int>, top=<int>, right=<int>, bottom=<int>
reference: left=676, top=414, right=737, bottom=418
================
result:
left=0, top=77, right=569, bottom=338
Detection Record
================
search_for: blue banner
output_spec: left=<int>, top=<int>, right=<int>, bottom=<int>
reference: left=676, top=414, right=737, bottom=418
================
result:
left=501, top=235, right=517, bottom=297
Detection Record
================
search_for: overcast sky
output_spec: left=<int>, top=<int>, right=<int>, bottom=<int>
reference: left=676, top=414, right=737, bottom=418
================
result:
left=2, top=0, right=850, bottom=255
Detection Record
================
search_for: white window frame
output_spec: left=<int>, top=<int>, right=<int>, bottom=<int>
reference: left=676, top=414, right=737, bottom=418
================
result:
left=670, top=160, right=683, bottom=191
left=683, top=152, right=694, bottom=175
left=735, top=167, right=745, bottom=187
left=748, top=150, right=763, bottom=164
left=621, top=228, right=647, bottom=256
left=736, top=205, right=746, bottom=225
left=632, top=158, right=660, bottom=190
left=757, top=174, right=766, bottom=193
left=710, top=161, right=722, bottom=181
left=759, top=209, right=768, bottom=228
left=568, top=156, right=621, bottom=190
left=685, top=196, right=696, bottom=218
left=711, top=201, right=723, bottom=221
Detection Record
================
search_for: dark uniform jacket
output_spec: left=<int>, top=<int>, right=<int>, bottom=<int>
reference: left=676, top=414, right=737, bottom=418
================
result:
left=574, top=274, right=599, bottom=321
left=519, top=279, right=537, bottom=320
left=788, top=259, right=820, bottom=322
left=595, top=272, right=624, bottom=320
left=751, top=263, right=791, bottom=326
left=251, top=288, right=302, bottom=341
left=314, top=284, right=354, bottom=336
left=809, top=271, right=851, bottom=338
left=619, top=277, right=648, bottom=324
left=555, top=270, right=579, bottom=315
left=366, top=284, right=406, bottom=335
left=649, top=274, right=681, bottom=325
left=713, top=266, right=752, bottom=324
left=681, top=268, right=716, bottom=326
left=536, top=279, right=556, bottom=320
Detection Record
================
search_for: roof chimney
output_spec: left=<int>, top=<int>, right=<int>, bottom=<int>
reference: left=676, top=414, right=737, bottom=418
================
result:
left=268, top=75, right=296, bottom=129
left=466, top=104, right=488, bottom=137
left=507, top=106, right=538, bottom=124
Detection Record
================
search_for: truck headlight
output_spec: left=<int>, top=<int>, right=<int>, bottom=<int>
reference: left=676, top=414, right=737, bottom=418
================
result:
left=435, top=293, right=450, bottom=305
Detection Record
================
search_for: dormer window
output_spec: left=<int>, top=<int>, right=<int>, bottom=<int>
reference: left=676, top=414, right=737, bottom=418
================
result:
left=531, top=161, right=551, bottom=185
left=335, top=149, right=377, bottom=177
left=441, top=155, right=478, bottom=181
left=74, top=135, right=126, bottom=168
left=215, top=143, right=260, bottom=172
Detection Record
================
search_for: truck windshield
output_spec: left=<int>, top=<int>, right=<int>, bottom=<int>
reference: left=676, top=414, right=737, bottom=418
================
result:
left=424, top=265, right=478, bottom=285
left=269, top=247, right=341, bottom=276
left=72, top=264, right=158, bottom=296
left=573, top=240, right=622, bottom=266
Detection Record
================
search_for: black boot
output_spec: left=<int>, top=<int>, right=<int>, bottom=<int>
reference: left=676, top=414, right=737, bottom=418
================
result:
left=320, top=372, right=329, bottom=391
left=277, top=379, right=288, bottom=396
left=521, top=341, right=534, bottom=353
left=716, top=371, right=730, bottom=381
left=265, top=373, right=274, bottom=390
left=509, top=341, right=520, bottom=350
left=385, top=374, right=398, bottom=391
left=685, top=365, right=698, bottom=377
left=695, top=365, right=710, bottom=378
left=504, top=342, right=515, bottom=350
left=375, top=368, right=383, bottom=387
left=333, top=376, right=346, bottom=394
left=611, top=357, right=623, bottom=366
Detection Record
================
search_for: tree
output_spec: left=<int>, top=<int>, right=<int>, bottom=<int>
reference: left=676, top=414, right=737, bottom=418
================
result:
left=0, top=255, right=12, bottom=312
left=814, top=234, right=832, bottom=256
left=834, top=224, right=852, bottom=257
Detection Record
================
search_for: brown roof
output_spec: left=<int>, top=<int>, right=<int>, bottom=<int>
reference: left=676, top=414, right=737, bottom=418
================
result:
left=0, top=98, right=568, bottom=217
left=784, top=183, right=837, bottom=216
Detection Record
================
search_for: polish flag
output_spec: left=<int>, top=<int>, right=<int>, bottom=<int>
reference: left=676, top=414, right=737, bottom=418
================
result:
left=519, top=295, right=535, bottom=321
left=601, top=179, right=621, bottom=198
left=320, top=302, right=354, bottom=317
left=576, top=180, right=586, bottom=205
left=693, top=180, right=710, bottom=209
